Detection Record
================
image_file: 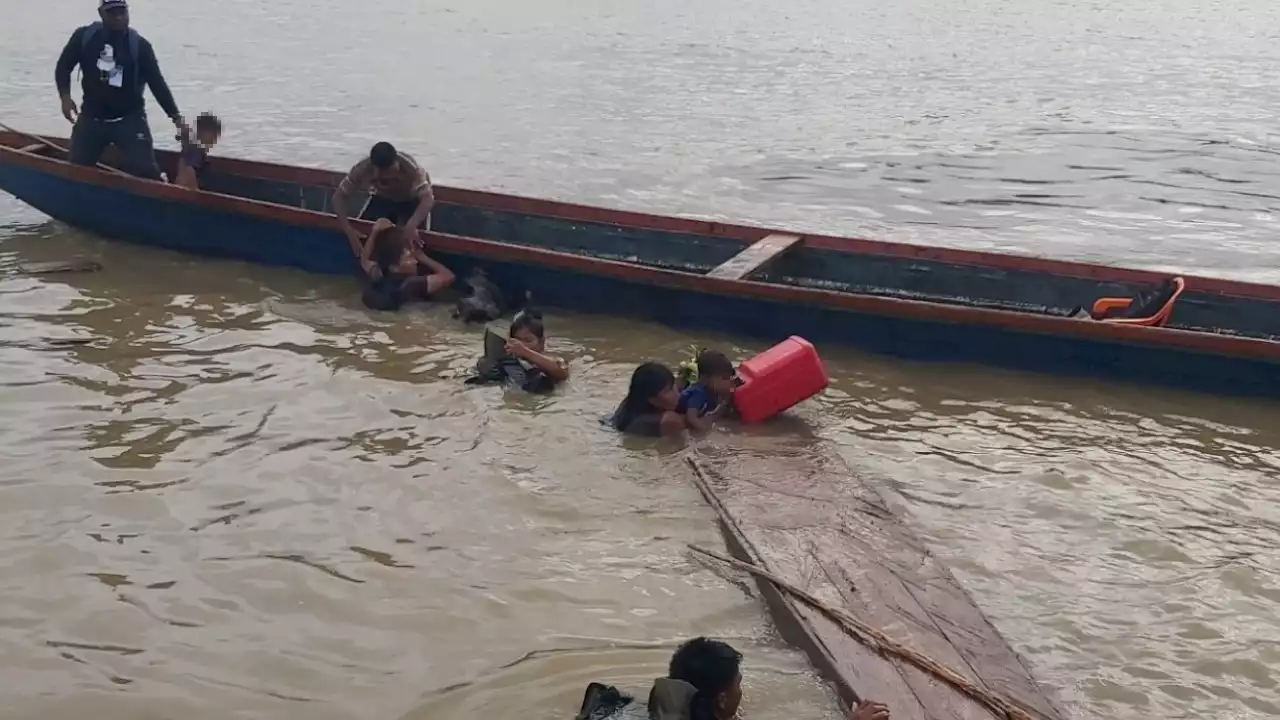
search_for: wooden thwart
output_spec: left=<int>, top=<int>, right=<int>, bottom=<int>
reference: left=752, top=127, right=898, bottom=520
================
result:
left=683, top=450, right=1066, bottom=720
left=18, top=143, right=47, bottom=154
left=706, top=232, right=801, bottom=281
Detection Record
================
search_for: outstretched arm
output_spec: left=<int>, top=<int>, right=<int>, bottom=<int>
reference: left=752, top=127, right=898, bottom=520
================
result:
left=55, top=29, right=82, bottom=99
left=334, top=162, right=370, bottom=256
left=360, top=218, right=393, bottom=276
left=411, top=245, right=455, bottom=295
left=508, top=343, right=569, bottom=382
left=141, top=41, right=181, bottom=124
left=404, top=182, right=435, bottom=234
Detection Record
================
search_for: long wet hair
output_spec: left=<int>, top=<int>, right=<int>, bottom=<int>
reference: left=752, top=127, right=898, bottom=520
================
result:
left=668, top=637, right=742, bottom=720
left=611, top=362, right=675, bottom=432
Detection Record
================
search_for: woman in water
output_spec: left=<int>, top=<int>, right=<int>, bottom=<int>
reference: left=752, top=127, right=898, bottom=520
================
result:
left=611, top=362, right=686, bottom=436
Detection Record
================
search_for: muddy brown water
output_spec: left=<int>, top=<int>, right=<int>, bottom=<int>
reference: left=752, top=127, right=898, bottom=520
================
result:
left=4, top=0, right=1280, bottom=718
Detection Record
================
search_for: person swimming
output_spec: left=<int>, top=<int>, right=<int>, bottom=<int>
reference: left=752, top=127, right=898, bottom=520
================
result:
left=574, top=636, right=890, bottom=720
left=610, top=362, right=686, bottom=437
left=677, top=350, right=736, bottom=433
left=466, top=308, right=568, bottom=393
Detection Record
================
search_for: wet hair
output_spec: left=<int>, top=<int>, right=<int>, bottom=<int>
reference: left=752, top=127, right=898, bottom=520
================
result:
left=369, top=142, right=398, bottom=170
left=509, top=308, right=544, bottom=341
left=195, top=112, right=222, bottom=136
left=696, top=350, right=734, bottom=379
left=668, top=637, right=743, bottom=720
left=611, top=362, right=675, bottom=432
left=371, top=223, right=406, bottom=270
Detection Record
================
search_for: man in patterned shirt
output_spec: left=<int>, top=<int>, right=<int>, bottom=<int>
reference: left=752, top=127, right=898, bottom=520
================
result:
left=332, top=141, right=435, bottom=258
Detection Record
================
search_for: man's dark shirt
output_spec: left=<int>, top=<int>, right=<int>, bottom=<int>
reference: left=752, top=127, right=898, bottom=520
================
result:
left=54, top=24, right=179, bottom=120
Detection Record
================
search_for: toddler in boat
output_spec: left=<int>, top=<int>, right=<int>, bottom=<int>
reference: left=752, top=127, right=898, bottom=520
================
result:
left=173, top=112, right=222, bottom=190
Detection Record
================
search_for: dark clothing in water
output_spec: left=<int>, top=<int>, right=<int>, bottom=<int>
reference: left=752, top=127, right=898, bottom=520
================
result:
left=610, top=405, right=666, bottom=437
left=360, top=195, right=428, bottom=228
left=465, top=356, right=556, bottom=394
left=55, top=22, right=179, bottom=179
left=361, top=262, right=434, bottom=311
left=576, top=677, right=699, bottom=720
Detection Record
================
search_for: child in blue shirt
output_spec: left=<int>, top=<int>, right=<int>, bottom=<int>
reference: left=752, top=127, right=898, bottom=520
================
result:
left=677, top=350, right=737, bottom=432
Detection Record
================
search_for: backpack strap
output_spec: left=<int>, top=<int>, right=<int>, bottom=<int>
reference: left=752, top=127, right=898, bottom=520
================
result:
left=127, top=29, right=141, bottom=93
left=80, top=21, right=104, bottom=51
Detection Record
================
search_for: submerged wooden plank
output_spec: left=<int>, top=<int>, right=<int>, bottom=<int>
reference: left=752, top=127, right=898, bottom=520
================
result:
left=687, top=442, right=1064, bottom=720
left=706, top=233, right=802, bottom=281
left=17, top=259, right=102, bottom=275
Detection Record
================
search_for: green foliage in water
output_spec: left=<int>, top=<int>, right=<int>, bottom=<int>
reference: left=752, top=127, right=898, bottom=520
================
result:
left=676, top=344, right=702, bottom=390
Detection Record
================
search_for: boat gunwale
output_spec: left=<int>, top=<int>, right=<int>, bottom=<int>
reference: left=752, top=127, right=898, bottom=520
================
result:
left=3, top=135, right=1280, bottom=364
left=8, top=131, right=1280, bottom=303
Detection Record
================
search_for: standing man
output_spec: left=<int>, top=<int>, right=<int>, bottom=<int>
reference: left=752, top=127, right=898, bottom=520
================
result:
left=333, top=141, right=436, bottom=258
left=54, top=0, right=184, bottom=180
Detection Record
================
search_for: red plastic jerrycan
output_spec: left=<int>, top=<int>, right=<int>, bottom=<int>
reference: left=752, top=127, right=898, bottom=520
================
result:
left=732, top=336, right=829, bottom=424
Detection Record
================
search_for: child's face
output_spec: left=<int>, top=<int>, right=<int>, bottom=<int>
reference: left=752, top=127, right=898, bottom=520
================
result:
left=707, top=373, right=736, bottom=396
left=196, top=128, right=220, bottom=147
left=512, top=327, right=544, bottom=352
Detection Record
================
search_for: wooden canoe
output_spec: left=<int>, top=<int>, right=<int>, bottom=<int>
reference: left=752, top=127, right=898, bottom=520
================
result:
left=687, top=441, right=1068, bottom=720
left=2, top=131, right=1280, bottom=398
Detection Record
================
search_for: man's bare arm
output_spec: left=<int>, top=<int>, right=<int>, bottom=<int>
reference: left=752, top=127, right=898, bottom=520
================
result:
left=403, top=184, right=435, bottom=234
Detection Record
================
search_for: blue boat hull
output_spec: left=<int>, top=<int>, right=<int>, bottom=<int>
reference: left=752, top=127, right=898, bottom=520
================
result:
left=2, top=150, right=1278, bottom=400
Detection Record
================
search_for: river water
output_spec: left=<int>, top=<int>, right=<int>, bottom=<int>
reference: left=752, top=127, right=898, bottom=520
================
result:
left=3, top=1, right=1280, bottom=719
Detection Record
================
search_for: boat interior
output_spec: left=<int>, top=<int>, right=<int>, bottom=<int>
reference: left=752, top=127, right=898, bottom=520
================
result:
left=6, top=136, right=1280, bottom=342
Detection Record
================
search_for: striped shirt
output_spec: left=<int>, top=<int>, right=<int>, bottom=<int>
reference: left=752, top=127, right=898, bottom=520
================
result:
left=338, top=151, right=431, bottom=203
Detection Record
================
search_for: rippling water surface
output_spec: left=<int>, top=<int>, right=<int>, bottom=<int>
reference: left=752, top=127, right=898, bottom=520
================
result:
left=3, top=0, right=1280, bottom=718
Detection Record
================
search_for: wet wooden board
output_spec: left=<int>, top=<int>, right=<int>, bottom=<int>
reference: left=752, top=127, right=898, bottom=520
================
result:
left=17, top=259, right=103, bottom=275
left=705, top=233, right=802, bottom=281
left=687, top=442, right=1065, bottom=720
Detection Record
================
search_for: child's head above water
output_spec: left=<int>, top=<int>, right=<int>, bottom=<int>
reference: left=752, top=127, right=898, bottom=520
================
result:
left=509, top=308, right=545, bottom=352
left=695, top=350, right=736, bottom=395
left=194, top=112, right=222, bottom=147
